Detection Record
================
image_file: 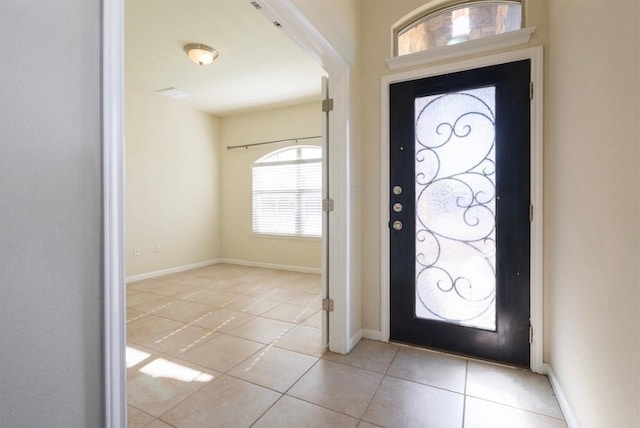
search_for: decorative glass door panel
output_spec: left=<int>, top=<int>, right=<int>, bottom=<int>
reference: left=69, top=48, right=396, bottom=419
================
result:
left=414, top=87, right=496, bottom=331
left=389, top=60, right=531, bottom=367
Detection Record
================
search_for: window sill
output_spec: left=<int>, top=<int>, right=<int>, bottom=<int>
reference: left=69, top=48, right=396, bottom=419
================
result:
left=386, top=27, right=536, bottom=71
left=250, top=233, right=321, bottom=242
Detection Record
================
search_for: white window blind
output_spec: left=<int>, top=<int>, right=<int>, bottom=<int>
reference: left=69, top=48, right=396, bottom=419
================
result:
left=252, top=146, right=322, bottom=237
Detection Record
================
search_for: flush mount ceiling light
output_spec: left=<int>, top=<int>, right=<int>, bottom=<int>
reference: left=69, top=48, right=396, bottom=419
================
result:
left=183, top=43, right=218, bottom=66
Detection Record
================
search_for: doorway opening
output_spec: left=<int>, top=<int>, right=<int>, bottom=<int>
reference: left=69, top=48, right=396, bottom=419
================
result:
left=123, top=0, right=328, bottom=423
left=103, top=0, right=354, bottom=425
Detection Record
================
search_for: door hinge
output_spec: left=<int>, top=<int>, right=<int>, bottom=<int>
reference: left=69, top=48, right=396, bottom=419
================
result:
left=529, top=204, right=533, bottom=222
left=322, top=298, right=334, bottom=312
left=322, top=198, right=334, bottom=212
left=529, top=81, right=534, bottom=100
left=322, top=98, right=334, bottom=112
left=529, top=325, right=533, bottom=344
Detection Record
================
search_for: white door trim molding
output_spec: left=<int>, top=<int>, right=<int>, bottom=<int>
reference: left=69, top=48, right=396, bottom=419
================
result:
left=380, top=46, right=544, bottom=373
left=103, top=0, right=126, bottom=426
left=103, top=0, right=354, bottom=425
left=256, top=0, right=353, bottom=355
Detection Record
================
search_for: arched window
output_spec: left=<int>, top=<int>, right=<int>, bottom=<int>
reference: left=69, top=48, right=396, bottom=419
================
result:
left=252, top=145, right=322, bottom=237
left=395, top=1, right=523, bottom=56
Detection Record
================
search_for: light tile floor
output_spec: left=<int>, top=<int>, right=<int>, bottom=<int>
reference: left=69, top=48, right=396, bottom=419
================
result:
left=127, top=264, right=567, bottom=428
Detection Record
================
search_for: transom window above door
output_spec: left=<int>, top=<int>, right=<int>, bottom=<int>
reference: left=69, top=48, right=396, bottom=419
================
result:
left=252, top=146, right=322, bottom=238
left=395, top=1, right=523, bottom=56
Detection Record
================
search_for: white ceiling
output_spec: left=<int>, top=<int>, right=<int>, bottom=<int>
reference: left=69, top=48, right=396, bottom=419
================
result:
left=125, top=0, right=326, bottom=116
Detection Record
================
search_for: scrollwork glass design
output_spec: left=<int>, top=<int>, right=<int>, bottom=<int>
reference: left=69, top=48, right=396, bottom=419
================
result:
left=414, top=86, right=496, bottom=331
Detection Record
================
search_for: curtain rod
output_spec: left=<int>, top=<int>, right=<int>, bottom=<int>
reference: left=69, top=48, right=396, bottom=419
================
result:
left=226, top=135, right=321, bottom=150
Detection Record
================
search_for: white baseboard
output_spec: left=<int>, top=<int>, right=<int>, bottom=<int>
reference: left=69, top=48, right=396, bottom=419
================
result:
left=126, top=258, right=321, bottom=283
left=218, top=258, right=321, bottom=274
left=126, top=259, right=220, bottom=283
left=543, top=363, right=580, bottom=428
left=347, top=329, right=363, bottom=353
left=362, top=329, right=382, bottom=341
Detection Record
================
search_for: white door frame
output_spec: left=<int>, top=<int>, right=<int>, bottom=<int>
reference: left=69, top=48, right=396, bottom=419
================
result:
left=380, top=46, right=544, bottom=373
left=102, top=0, right=126, bottom=426
left=102, top=0, right=353, bottom=425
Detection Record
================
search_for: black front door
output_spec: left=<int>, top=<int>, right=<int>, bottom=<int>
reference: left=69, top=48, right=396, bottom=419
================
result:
left=389, top=60, right=531, bottom=367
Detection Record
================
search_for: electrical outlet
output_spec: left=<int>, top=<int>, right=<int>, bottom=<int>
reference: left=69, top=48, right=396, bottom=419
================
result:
left=154, top=244, right=160, bottom=254
left=134, top=247, right=140, bottom=256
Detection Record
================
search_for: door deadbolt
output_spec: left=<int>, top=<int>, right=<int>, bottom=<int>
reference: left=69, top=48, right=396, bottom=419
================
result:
left=392, top=185, right=402, bottom=195
left=393, top=203, right=403, bottom=213
left=392, top=221, right=403, bottom=231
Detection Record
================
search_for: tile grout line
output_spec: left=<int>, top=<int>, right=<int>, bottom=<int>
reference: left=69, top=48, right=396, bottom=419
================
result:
left=275, top=355, right=378, bottom=421
left=354, top=346, right=399, bottom=426
left=281, top=350, right=326, bottom=396
left=247, top=393, right=287, bottom=427
left=127, top=268, right=368, bottom=427
left=464, top=352, right=566, bottom=420
left=461, top=359, right=469, bottom=428
left=464, top=394, right=568, bottom=420
left=146, top=330, right=277, bottom=424
left=148, top=417, right=178, bottom=428
left=129, top=291, right=295, bottom=425
left=279, top=393, right=364, bottom=422
left=358, top=344, right=401, bottom=426
left=128, top=402, right=157, bottom=424
left=382, top=372, right=468, bottom=396
left=150, top=367, right=215, bottom=425
left=242, top=325, right=327, bottom=424
left=322, top=346, right=468, bottom=397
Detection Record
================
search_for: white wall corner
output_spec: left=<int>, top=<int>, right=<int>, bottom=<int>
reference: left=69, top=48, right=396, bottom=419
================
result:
left=543, top=364, right=580, bottom=428
left=347, top=329, right=364, bottom=352
left=362, top=329, right=382, bottom=341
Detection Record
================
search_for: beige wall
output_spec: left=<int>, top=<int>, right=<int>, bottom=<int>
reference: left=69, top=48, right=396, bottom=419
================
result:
left=360, top=0, right=424, bottom=337
left=220, top=102, right=322, bottom=270
left=546, top=1, right=640, bottom=426
left=126, top=89, right=221, bottom=277
left=125, top=96, right=325, bottom=277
